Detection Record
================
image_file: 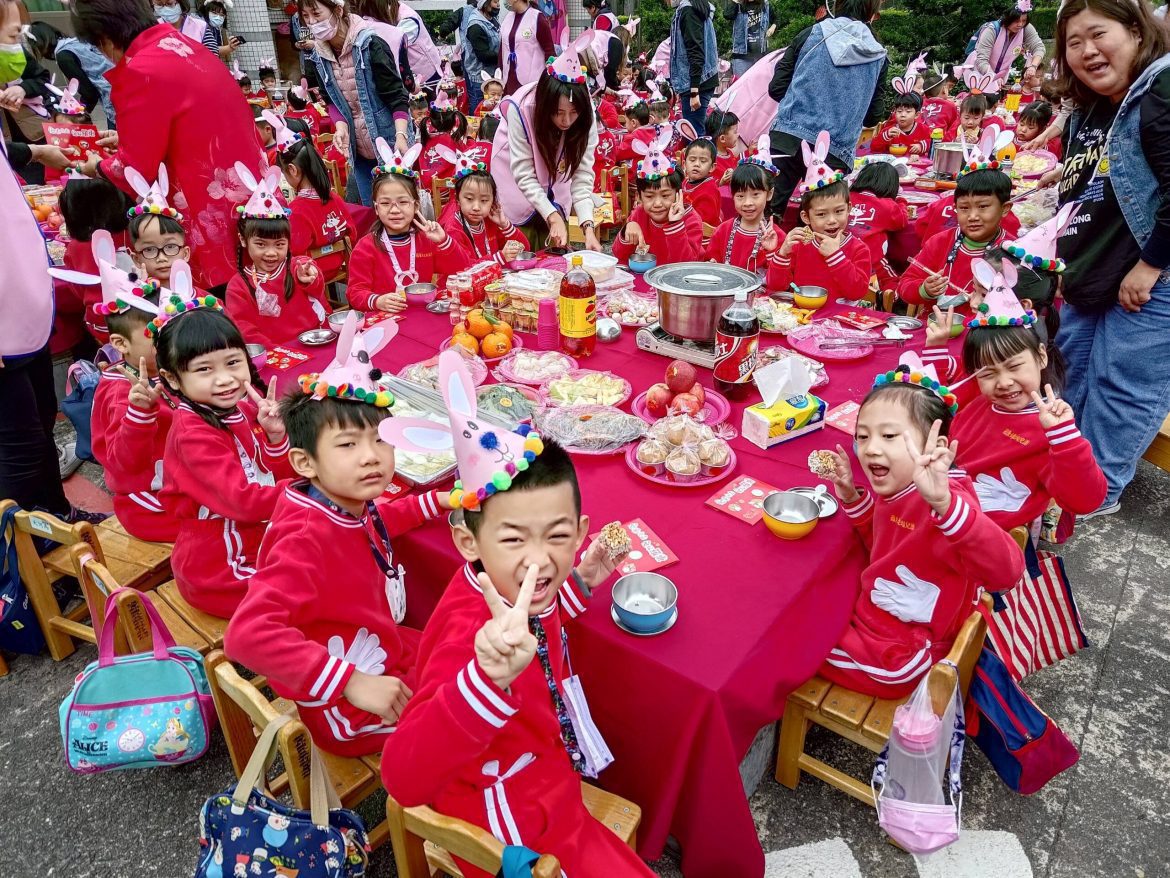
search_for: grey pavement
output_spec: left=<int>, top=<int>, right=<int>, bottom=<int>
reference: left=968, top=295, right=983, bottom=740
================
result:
left=2, top=462, right=1167, bottom=878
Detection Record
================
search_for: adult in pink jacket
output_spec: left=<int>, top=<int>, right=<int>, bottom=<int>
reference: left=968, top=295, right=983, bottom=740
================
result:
left=72, top=0, right=265, bottom=293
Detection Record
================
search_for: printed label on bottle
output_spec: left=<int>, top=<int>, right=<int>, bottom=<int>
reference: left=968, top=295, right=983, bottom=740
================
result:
left=559, top=295, right=597, bottom=339
left=713, top=331, right=759, bottom=384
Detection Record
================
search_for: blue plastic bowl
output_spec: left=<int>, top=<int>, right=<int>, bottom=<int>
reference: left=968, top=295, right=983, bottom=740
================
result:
left=612, top=572, right=678, bottom=633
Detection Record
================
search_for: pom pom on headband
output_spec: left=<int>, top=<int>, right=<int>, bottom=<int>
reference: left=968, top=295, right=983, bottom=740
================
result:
left=298, top=374, right=395, bottom=407
left=145, top=293, right=224, bottom=338
left=872, top=352, right=959, bottom=416
left=372, top=138, right=422, bottom=181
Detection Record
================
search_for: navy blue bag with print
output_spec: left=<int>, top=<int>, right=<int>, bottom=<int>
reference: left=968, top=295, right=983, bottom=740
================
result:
left=0, top=505, right=47, bottom=655
left=196, top=715, right=370, bottom=878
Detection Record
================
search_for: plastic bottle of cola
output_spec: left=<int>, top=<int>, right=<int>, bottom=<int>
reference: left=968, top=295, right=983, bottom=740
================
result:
left=713, top=290, right=760, bottom=399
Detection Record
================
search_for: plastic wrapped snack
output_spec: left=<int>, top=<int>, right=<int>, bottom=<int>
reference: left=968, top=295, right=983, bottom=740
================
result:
left=752, top=297, right=803, bottom=333
left=541, top=370, right=632, bottom=407
left=635, top=438, right=671, bottom=465
left=496, top=349, right=577, bottom=385
left=476, top=384, right=536, bottom=428
left=665, top=447, right=701, bottom=478
left=603, top=290, right=659, bottom=326
left=699, top=438, right=731, bottom=467
left=533, top=405, right=647, bottom=454
left=756, top=346, right=829, bottom=388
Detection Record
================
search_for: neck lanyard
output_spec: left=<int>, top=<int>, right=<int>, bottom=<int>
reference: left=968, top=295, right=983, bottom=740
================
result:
left=306, top=485, right=398, bottom=582
left=380, top=230, right=418, bottom=286
left=245, top=261, right=287, bottom=284
left=458, top=213, right=490, bottom=259
left=725, top=218, right=763, bottom=270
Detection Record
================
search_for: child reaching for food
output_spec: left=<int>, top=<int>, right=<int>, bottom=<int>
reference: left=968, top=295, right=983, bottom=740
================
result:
left=812, top=351, right=1024, bottom=697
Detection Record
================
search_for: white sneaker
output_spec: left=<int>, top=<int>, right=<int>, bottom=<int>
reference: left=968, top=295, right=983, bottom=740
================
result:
left=58, top=441, right=81, bottom=479
left=1078, top=500, right=1121, bottom=521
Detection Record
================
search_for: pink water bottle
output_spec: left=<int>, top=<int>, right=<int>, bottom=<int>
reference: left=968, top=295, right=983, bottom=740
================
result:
left=537, top=297, right=559, bottom=350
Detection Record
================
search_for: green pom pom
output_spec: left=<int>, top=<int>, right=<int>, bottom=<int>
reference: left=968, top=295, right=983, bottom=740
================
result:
left=354, top=387, right=367, bottom=400
left=515, top=457, right=530, bottom=472
left=327, top=385, right=337, bottom=396
left=454, top=479, right=463, bottom=490
left=979, top=303, right=989, bottom=313
left=492, top=471, right=512, bottom=490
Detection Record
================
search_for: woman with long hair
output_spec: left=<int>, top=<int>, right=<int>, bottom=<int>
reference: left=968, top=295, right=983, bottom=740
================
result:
left=489, top=32, right=601, bottom=250
left=1050, top=0, right=1170, bottom=516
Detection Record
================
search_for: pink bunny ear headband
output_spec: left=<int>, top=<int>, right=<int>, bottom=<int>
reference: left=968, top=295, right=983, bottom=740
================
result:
left=967, top=259, right=1036, bottom=329
left=545, top=30, right=595, bottom=84
left=739, top=135, right=779, bottom=175
left=799, top=130, right=845, bottom=193
left=873, top=351, right=959, bottom=416
left=1003, top=203, right=1079, bottom=273
left=144, top=260, right=223, bottom=338
left=633, top=128, right=676, bottom=181
left=234, top=162, right=290, bottom=220
left=430, top=88, right=454, bottom=113
left=298, top=310, right=397, bottom=407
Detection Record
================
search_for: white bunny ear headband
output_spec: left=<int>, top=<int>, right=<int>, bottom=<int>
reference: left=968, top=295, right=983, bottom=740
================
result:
left=373, top=137, right=422, bottom=181
left=435, top=144, right=488, bottom=181
left=144, top=259, right=224, bottom=338
left=739, top=134, right=779, bottom=176
left=958, top=124, right=1013, bottom=175
left=631, top=125, right=677, bottom=181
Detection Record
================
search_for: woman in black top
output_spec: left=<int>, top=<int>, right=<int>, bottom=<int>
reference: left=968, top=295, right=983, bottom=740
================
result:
left=1052, top=0, right=1170, bottom=515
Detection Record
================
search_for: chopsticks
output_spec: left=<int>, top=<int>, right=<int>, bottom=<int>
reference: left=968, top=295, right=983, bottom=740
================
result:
left=907, top=258, right=970, bottom=298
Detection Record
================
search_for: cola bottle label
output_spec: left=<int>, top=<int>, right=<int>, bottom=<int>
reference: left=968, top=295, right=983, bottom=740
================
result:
left=714, top=330, right=759, bottom=384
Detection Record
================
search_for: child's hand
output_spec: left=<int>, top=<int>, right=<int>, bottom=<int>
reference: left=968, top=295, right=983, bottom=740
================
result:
left=1032, top=384, right=1074, bottom=429
left=779, top=226, right=810, bottom=257
left=623, top=220, right=644, bottom=250
left=375, top=293, right=407, bottom=313
left=413, top=216, right=448, bottom=244
left=342, top=670, right=413, bottom=724
left=909, top=143, right=924, bottom=155
left=922, top=271, right=948, bottom=299
left=926, top=304, right=956, bottom=346
left=474, top=564, right=540, bottom=691
left=295, top=259, right=319, bottom=285
left=576, top=536, right=629, bottom=592
left=488, top=202, right=510, bottom=229
left=119, top=358, right=161, bottom=410
left=904, top=419, right=957, bottom=516
left=247, top=377, right=285, bottom=441
left=761, top=219, right=780, bottom=253
left=501, top=239, right=525, bottom=263
left=822, top=445, right=861, bottom=504
left=667, top=191, right=686, bottom=223
left=815, top=231, right=842, bottom=258
left=719, top=167, right=733, bottom=185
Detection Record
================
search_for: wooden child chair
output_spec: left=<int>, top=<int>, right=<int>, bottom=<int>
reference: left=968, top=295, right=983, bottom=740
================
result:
left=387, top=782, right=641, bottom=878
left=430, top=175, right=455, bottom=219
left=204, top=650, right=391, bottom=849
left=1144, top=413, right=1170, bottom=474
left=775, top=593, right=992, bottom=807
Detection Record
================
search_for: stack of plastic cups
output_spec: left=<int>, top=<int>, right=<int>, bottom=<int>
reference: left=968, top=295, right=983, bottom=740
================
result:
left=537, top=297, right=559, bottom=350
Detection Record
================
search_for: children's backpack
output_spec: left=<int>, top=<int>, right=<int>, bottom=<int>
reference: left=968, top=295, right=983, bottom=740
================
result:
left=59, top=589, right=215, bottom=774
left=0, top=504, right=47, bottom=656
left=61, top=359, right=101, bottom=461
left=965, top=645, right=1080, bottom=794
left=872, top=662, right=964, bottom=855
left=965, top=20, right=1000, bottom=57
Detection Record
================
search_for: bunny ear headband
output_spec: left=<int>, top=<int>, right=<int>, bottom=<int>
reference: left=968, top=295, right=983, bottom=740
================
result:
left=890, top=51, right=927, bottom=96
left=963, top=68, right=999, bottom=96
left=799, top=130, right=844, bottom=193
left=125, top=163, right=185, bottom=223
left=48, top=231, right=161, bottom=318
left=234, top=161, right=290, bottom=220
left=546, top=29, right=595, bottom=84
left=145, top=259, right=223, bottom=338
left=372, top=137, right=422, bottom=180
left=958, top=124, right=1012, bottom=175
left=262, top=109, right=304, bottom=154
left=1004, top=202, right=1079, bottom=273
left=46, top=77, right=86, bottom=116
left=967, top=258, right=1036, bottom=329
left=739, top=134, right=779, bottom=175
left=378, top=349, right=544, bottom=511
left=430, top=88, right=454, bottom=113
left=632, top=126, right=676, bottom=181
left=435, top=144, right=487, bottom=181
left=299, top=310, right=397, bottom=407
left=873, top=350, right=959, bottom=416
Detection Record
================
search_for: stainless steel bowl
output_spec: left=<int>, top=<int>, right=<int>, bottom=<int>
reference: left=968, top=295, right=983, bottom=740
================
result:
left=327, top=310, right=351, bottom=332
left=245, top=343, right=267, bottom=360
left=645, top=263, right=762, bottom=341
left=933, top=143, right=965, bottom=179
left=612, top=572, right=678, bottom=633
left=299, top=328, right=336, bottom=346
left=404, top=282, right=438, bottom=304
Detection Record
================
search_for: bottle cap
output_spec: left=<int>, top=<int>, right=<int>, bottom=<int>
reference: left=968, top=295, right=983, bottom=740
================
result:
left=571, top=254, right=583, bottom=267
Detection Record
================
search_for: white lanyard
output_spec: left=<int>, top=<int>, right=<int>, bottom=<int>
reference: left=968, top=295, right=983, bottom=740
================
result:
left=381, top=230, right=418, bottom=286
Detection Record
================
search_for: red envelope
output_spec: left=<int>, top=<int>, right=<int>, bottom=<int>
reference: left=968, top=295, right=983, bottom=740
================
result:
left=825, top=400, right=861, bottom=435
left=265, top=346, right=311, bottom=371
left=590, top=518, right=678, bottom=575
left=704, top=475, right=779, bottom=525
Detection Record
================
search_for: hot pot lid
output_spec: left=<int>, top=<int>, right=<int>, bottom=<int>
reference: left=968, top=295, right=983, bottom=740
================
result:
left=644, top=262, right=761, bottom=297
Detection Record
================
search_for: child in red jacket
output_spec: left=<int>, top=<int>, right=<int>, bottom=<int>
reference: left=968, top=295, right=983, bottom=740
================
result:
left=848, top=162, right=907, bottom=291
left=614, top=98, right=656, bottom=164
left=283, top=79, right=322, bottom=138
left=612, top=130, right=703, bottom=267
left=225, top=312, right=450, bottom=756
left=919, top=69, right=958, bottom=135
left=766, top=132, right=871, bottom=298
left=704, top=159, right=783, bottom=274
left=706, top=107, right=739, bottom=183
left=419, top=90, right=468, bottom=187
left=870, top=92, right=931, bottom=156
left=153, top=287, right=295, bottom=618
left=681, top=138, right=723, bottom=230
left=379, top=350, right=653, bottom=877
left=225, top=161, right=330, bottom=347
left=273, top=115, right=355, bottom=281
left=813, top=352, right=1024, bottom=697
left=438, top=152, right=528, bottom=273
left=346, top=141, right=475, bottom=312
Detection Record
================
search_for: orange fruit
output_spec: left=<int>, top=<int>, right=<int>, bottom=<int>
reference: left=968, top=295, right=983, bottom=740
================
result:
left=451, top=332, right=479, bottom=355
left=491, top=318, right=514, bottom=340
left=465, top=308, right=494, bottom=340
left=480, top=331, right=512, bottom=358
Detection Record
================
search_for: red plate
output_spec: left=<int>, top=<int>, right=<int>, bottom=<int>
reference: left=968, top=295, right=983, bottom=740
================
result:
left=631, top=387, right=732, bottom=425
left=624, top=443, right=737, bottom=488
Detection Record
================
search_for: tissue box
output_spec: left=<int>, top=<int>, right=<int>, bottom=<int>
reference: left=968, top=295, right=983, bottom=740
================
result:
left=742, top=392, right=827, bottom=449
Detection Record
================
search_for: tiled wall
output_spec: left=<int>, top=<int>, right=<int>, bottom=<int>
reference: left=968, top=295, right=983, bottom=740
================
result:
left=225, top=0, right=281, bottom=78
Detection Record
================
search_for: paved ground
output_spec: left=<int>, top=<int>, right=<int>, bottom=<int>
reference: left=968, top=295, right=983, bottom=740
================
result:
left=2, top=440, right=1167, bottom=878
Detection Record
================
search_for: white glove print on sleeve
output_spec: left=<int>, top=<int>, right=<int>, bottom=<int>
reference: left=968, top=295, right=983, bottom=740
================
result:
left=871, top=565, right=942, bottom=625
left=973, top=466, right=1030, bottom=513
left=327, top=627, right=388, bottom=676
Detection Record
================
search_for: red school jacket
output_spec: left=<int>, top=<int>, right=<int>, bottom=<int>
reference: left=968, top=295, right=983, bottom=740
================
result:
left=160, top=399, right=295, bottom=618
left=90, top=370, right=179, bottom=543
left=703, top=218, right=784, bottom=275
left=346, top=230, right=475, bottom=311
left=848, top=191, right=908, bottom=265
left=870, top=117, right=932, bottom=155
left=920, top=97, right=958, bottom=135
left=381, top=565, right=655, bottom=878
left=440, top=210, right=529, bottom=274
left=897, top=228, right=1008, bottom=312
left=283, top=106, right=321, bottom=138
left=61, top=232, right=131, bottom=343
left=224, top=257, right=330, bottom=348
left=683, top=176, right=722, bottom=229
left=98, top=24, right=266, bottom=290
left=821, top=474, right=1025, bottom=698
left=224, top=483, right=444, bottom=756
left=914, top=192, right=1021, bottom=245
left=611, top=205, right=703, bottom=266
left=615, top=125, right=656, bottom=164
left=765, top=233, right=873, bottom=299
left=289, top=190, right=356, bottom=279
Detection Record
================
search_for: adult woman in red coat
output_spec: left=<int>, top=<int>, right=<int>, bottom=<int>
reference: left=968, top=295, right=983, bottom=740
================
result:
left=72, top=0, right=265, bottom=294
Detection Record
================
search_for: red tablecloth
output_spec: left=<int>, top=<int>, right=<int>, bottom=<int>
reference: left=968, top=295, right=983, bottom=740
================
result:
left=260, top=297, right=932, bottom=877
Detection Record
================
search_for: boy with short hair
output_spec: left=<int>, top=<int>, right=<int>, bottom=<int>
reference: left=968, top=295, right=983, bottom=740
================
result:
left=898, top=159, right=1013, bottom=313
left=871, top=93, right=931, bottom=155
left=253, top=104, right=278, bottom=165
left=706, top=108, right=739, bottom=183
left=224, top=313, right=449, bottom=756
left=614, top=99, right=655, bottom=163
left=380, top=351, right=651, bottom=877
left=920, top=71, right=958, bottom=134
left=681, top=137, right=723, bottom=229
left=767, top=133, right=872, bottom=299
left=611, top=139, right=703, bottom=266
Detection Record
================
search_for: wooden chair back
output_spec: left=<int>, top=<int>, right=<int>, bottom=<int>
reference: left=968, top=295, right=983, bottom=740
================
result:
left=73, top=547, right=122, bottom=647
left=387, top=795, right=561, bottom=878
left=430, top=175, right=455, bottom=216
left=1144, top=413, right=1170, bottom=473
left=612, top=164, right=631, bottom=228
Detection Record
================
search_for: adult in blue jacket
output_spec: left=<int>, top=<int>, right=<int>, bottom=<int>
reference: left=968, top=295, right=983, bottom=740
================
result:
left=766, top=0, right=887, bottom=215
left=669, top=0, right=719, bottom=133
